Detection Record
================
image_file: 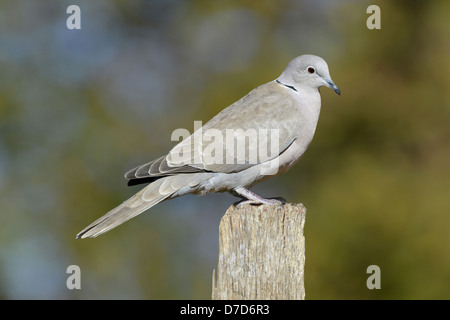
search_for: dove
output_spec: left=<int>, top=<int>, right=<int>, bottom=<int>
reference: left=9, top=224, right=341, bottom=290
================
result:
left=77, top=54, right=340, bottom=238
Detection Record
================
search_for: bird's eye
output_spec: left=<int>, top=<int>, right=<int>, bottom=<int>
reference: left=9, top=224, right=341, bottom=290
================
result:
left=307, top=66, right=315, bottom=74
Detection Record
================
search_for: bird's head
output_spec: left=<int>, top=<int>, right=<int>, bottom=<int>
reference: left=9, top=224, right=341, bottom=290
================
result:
left=277, top=54, right=340, bottom=95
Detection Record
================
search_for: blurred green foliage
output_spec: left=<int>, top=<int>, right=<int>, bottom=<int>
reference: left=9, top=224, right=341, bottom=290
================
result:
left=0, top=0, right=449, bottom=299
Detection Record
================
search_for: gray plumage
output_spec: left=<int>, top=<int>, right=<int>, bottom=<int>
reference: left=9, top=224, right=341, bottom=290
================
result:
left=77, top=54, right=340, bottom=239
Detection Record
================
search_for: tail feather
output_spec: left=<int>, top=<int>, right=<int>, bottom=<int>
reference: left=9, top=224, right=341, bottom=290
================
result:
left=76, top=180, right=172, bottom=239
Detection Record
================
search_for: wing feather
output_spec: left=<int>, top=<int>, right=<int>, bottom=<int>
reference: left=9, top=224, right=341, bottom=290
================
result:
left=125, top=82, right=300, bottom=185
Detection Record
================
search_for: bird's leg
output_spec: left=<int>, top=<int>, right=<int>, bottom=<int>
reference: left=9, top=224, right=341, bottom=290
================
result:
left=232, top=187, right=283, bottom=207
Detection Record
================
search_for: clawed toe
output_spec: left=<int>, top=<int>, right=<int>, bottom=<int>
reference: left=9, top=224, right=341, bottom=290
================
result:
left=235, top=197, right=284, bottom=208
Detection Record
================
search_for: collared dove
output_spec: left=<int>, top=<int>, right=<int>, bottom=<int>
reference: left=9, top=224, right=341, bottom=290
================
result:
left=77, top=54, right=340, bottom=239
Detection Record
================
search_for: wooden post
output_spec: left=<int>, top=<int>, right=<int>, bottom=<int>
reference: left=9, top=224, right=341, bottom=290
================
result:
left=212, top=202, right=306, bottom=300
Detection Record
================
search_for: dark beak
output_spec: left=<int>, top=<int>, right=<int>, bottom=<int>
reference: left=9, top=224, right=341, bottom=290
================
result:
left=325, top=78, right=341, bottom=95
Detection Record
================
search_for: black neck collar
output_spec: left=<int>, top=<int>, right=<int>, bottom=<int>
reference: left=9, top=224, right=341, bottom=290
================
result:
left=276, top=79, right=298, bottom=92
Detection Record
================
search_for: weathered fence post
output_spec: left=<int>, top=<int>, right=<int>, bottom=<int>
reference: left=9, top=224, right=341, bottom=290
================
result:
left=212, top=202, right=306, bottom=300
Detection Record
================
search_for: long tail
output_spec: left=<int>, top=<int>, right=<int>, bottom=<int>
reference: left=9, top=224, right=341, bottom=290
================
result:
left=76, top=178, right=174, bottom=239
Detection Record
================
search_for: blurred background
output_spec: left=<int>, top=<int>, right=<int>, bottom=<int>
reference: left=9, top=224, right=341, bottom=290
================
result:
left=0, top=0, right=449, bottom=299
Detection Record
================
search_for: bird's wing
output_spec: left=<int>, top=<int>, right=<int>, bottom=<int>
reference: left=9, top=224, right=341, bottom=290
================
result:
left=125, top=82, right=301, bottom=183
